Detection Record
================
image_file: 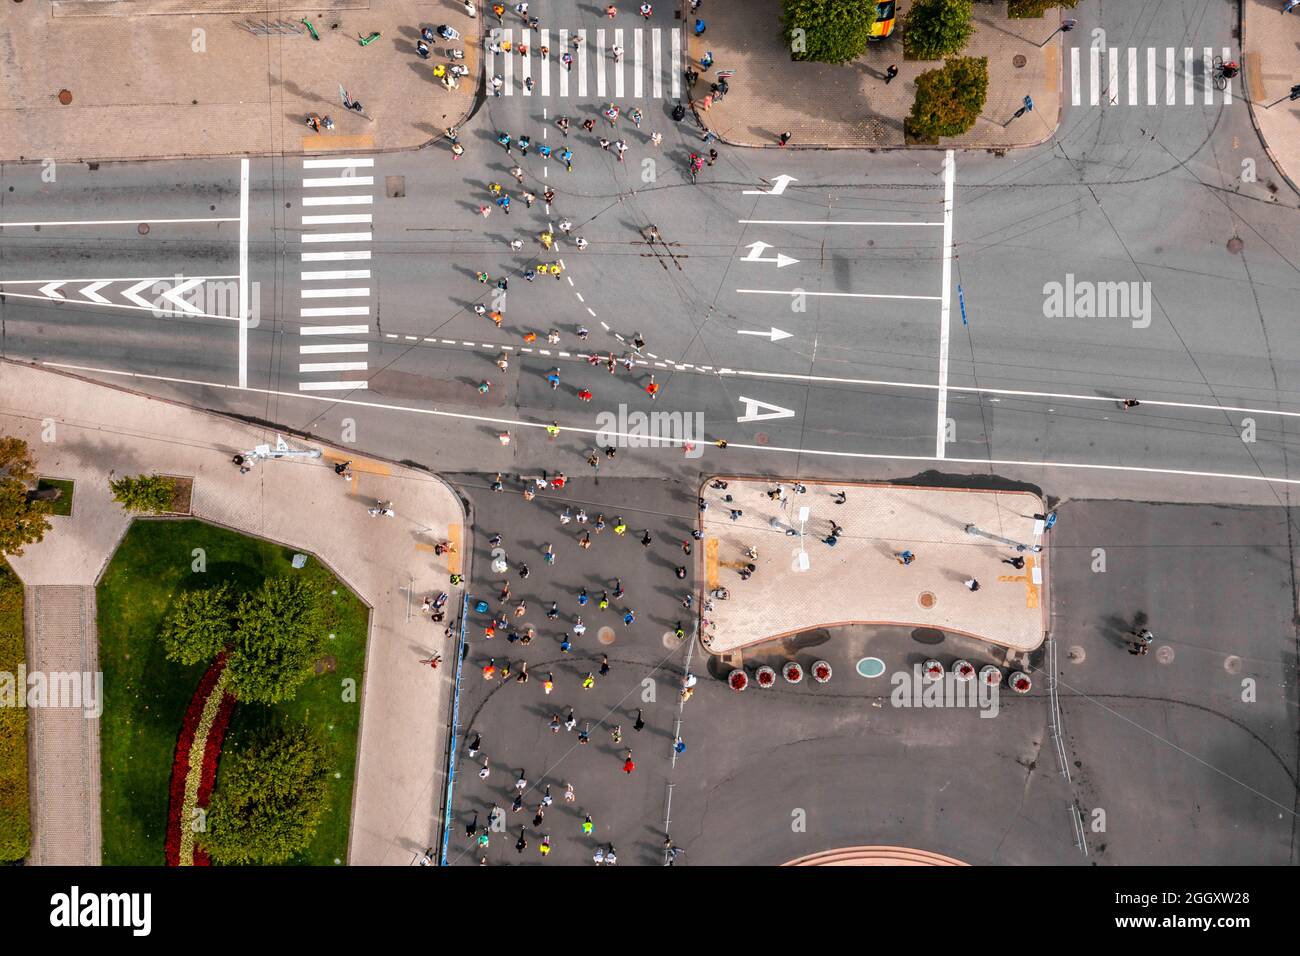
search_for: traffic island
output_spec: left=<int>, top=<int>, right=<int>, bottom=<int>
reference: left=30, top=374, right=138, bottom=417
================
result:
left=698, top=479, right=1048, bottom=655
left=687, top=0, right=1061, bottom=149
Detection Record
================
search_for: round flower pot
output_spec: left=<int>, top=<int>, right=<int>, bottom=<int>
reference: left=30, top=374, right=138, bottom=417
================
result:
left=1009, top=671, right=1032, bottom=694
left=979, top=665, right=1002, bottom=687
left=782, top=661, right=803, bottom=684
left=922, top=659, right=945, bottom=682
left=728, top=669, right=749, bottom=692
left=755, top=665, right=777, bottom=688
left=811, top=660, right=832, bottom=683
left=952, top=659, right=975, bottom=681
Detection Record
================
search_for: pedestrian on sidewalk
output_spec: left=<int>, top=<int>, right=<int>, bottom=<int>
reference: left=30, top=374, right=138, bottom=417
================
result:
left=578, top=723, right=591, bottom=744
left=640, top=2, right=653, bottom=17
left=964, top=578, right=981, bottom=592
left=622, top=751, right=636, bottom=774
left=674, top=737, right=686, bottom=755
left=516, top=827, right=528, bottom=854
left=599, top=654, right=610, bottom=676
left=833, top=490, right=847, bottom=504
left=694, top=18, right=706, bottom=35
left=417, top=39, right=431, bottom=58
left=884, top=64, right=899, bottom=84
left=634, top=708, right=646, bottom=731
left=1002, top=556, right=1026, bottom=569
left=778, top=131, right=791, bottom=147
left=612, top=44, right=624, bottom=63
left=896, top=550, right=915, bottom=566
left=1285, top=0, right=1300, bottom=13
left=606, top=4, right=618, bottom=17
left=651, top=131, right=663, bottom=147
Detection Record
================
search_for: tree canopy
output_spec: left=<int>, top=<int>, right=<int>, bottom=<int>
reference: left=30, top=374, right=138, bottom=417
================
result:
left=903, top=0, right=974, bottom=61
left=0, top=436, right=52, bottom=557
left=225, top=576, right=327, bottom=704
left=782, top=0, right=878, bottom=65
left=161, top=585, right=235, bottom=666
left=109, top=474, right=176, bottom=514
left=905, top=56, right=989, bottom=143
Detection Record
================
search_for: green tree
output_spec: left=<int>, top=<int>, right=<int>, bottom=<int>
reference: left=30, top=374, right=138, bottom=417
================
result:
left=1008, top=0, right=1078, bottom=17
left=199, top=723, right=332, bottom=865
left=782, top=0, right=878, bottom=65
left=905, top=56, right=989, bottom=143
left=225, top=576, right=326, bottom=704
left=0, top=436, right=52, bottom=557
left=108, top=474, right=176, bottom=514
left=160, top=585, right=234, bottom=666
left=903, top=0, right=974, bottom=60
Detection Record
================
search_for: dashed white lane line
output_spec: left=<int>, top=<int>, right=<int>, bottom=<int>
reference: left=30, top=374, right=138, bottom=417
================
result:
left=43, top=361, right=1300, bottom=489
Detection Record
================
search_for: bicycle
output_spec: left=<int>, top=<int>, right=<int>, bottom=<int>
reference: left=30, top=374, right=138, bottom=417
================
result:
left=1212, top=55, right=1238, bottom=91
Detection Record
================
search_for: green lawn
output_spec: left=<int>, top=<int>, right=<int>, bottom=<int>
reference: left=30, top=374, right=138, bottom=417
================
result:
left=0, top=557, right=28, bottom=863
left=36, top=477, right=74, bottom=517
left=97, top=519, right=369, bottom=866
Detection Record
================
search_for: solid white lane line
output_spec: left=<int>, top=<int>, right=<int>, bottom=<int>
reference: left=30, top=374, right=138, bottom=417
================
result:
left=300, top=306, right=370, bottom=317
left=736, top=289, right=941, bottom=300
left=301, top=270, right=371, bottom=281
left=303, top=176, right=375, bottom=188
left=301, top=195, right=373, bottom=206
left=0, top=217, right=238, bottom=228
left=936, top=149, right=955, bottom=460
left=301, top=214, right=373, bottom=225
left=738, top=219, right=943, bottom=226
left=302, top=157, right=375, bottom=168
left=239, top=157, right=249, bottom=389
left=300, top=343, right=369, bottom=354
left=301, top=232, right=372, bottom=243
left=301, top=325, right=370, bottom=335
left=44, top=361, right=1300, bottom=489
left=299, top=361, right=368, bottom=373
left=299, top=381, right=369, bottom=391
left=301, top=250, right=371, bottom=261
left=300, top=287, right=370, bottom=298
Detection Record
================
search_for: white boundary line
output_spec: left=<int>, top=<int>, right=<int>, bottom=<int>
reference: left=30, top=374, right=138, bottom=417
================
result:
left=737, top=289, right=940, bottom=300
left=0, top=217, right=238, bottom=228
left=0, top=291, right=237, bottom=321
left=239, top=158, right=249, bottom=388
left=0, top=275, right=238, bottom=285
left=37, top=361, right=1300, bottom=488
left=738, top=219, right=943, bottom=227
left=936, top=149, right=955, bottom=459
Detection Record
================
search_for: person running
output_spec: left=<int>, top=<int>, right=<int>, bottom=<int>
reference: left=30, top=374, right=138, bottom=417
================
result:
left=614, top=140, right=628, bottom=162
left=633, top=708, right=645, bottom=731
left=645, top=375, right=659, bottom=400
left=557, top=115, right=570, bottom=136
left=650, top=131, right=663, bottom=147
left=622, top=752, right=636, bottom=774
left=582, top=814, right=594, bottom=835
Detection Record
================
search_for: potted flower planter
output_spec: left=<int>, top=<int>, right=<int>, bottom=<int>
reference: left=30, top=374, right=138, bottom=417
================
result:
left=811, top=660, right=832, bottom=683
left=922, top=659, right=945, bottom=682
left=782, top=661, right=803, bottom=684
left=728, top=669, right=749, bottom=692
left=1009, top=671, right=1032, bottom=694
left=952, top=659, right=975, bottom=681
left=979, top=665, right=1002, bottom=687
left=755, top=665, right=777, bottom=688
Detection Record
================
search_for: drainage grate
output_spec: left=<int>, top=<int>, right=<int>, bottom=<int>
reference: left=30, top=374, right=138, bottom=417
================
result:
left=386, top=175, right=406, bottom=198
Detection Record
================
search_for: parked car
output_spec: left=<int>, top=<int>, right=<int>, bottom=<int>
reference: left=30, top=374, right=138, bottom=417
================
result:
left=869, top=0, right=896, bottom=41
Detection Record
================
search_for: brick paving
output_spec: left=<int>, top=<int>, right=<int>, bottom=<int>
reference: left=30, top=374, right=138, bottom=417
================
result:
left=1242, top=0, right=1300, bottom=194
left=1, top=361, right=465, bottom=865
left=0, top=0, right=479, bottom=162
left=699, top=479, right=1047, bottom=655
left=688, top=0, right=1061, bottom=149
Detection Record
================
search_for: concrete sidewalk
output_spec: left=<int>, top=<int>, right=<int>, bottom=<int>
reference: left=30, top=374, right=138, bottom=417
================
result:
left=689, top=0, right=1061, bottom=149
left=1242, top=0, right=1300, bottom=194
left=1, top=360, right=466, bottom=866
left=0, top=0, right=480, bottom=163
left=699, top=479, right=1048, bottom=655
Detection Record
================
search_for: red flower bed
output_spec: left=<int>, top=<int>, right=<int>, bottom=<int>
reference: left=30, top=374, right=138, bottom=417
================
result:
left=165, top=654, right=234, bottom=867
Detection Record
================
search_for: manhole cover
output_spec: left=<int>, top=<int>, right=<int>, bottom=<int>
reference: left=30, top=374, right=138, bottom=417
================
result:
left=661, top=630, right=681, bottom=649
left=1226, top=237, right=1243, bottom=254
left=1067, top=645, right=1086, bottom=663
left=57, top=89, right=72, bottom=105
left=856, top=657, right=886, bottom=678
left=597, top=626, right=616, bottom=645
left=138, top=223, right=150, bottom=235
left=1013, top=54, right=1027, bottom=68
left=1155, top=645, right=1175, bottom=664
left=1223, top=655, right=1242, bottom=674
left=755, top=432, right=769, bottom=445
left=917, top=591, right=937, bottom=609
left=386, top=175, right=406, bottom=198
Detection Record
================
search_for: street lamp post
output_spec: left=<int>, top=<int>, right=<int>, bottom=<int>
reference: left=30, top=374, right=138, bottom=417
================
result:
left=241, top=434, right=322, bottom=464
left=795, top=506, right=810, bottom=571
left=1037, top=17, right=1077, bottom=47
left=964, top=523, right=1042, bottom=553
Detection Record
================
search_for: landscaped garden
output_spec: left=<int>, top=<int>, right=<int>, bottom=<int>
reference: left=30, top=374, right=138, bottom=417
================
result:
left=97, top=519, right=369, bottom=865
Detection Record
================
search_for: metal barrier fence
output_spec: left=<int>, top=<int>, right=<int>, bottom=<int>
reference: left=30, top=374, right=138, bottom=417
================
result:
left=438, top=593, right=471, bottom=865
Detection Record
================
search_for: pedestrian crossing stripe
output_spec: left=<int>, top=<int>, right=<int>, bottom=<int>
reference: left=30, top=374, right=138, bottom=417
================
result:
left=1069, top=46, right=1233, bottom=107
left=486, top=27, right=681, bottom=99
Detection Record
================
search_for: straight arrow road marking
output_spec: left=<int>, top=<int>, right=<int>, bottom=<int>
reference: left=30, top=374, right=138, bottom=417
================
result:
left=737, top=327, right=792, bottom=342
left=737, top=396, right=797, bottom=423
left=741, top=241, right=798, bottom=267
left=743, top=174, right=797, bottom=196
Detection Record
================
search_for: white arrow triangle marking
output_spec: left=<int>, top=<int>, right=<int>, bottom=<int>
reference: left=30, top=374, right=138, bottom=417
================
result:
left=743, top=174, right=798, bottom=196
left=160, top=277, right=205, bottom=315
left=122, top=279, right=156, bottom=309
left=737, top=396, right=797, bottom=424
left=39, top=281, right=66, bottom=299
left=774, top=253, right=798, bottom=268
left=79, top=280, right=111, bottom=304
left=737, top=327, right=792, bottom=342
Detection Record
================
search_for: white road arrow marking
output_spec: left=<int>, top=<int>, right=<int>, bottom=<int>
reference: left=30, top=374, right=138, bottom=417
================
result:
left=39, top=281, right=65, bottom=299
left=159, top=277, right=205, bottom=314
left=743, top=174, right=797, bottom=196
left=741, top=241, right=798, bottom=268
left=737, top=396, right=797, bottom=424
left=122, top=279, right=156, bottom=309
left=737, top=327, right=792, bottom=342
left=79, top=280, right=111, bottom=303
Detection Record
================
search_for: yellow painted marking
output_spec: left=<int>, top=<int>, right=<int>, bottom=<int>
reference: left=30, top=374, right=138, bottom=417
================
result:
left=415, top=543, right=436, bottom=552
left=997, top=556, right=1040, bottom=609
left=705, top=538, right=719, bottom=591
left=303, top=134, right=376, bottom=152
left=447, top=524, right=462, bottom=576
left=1044, top=46, right=1059, bottom=94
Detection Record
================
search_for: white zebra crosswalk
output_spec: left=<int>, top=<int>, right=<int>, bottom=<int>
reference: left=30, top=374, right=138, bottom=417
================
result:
left=485, top=26, right=681, bottom=99
left=1068, top=46, right=1235, bottom=107
left=298, top=157, right=374, bottom=392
